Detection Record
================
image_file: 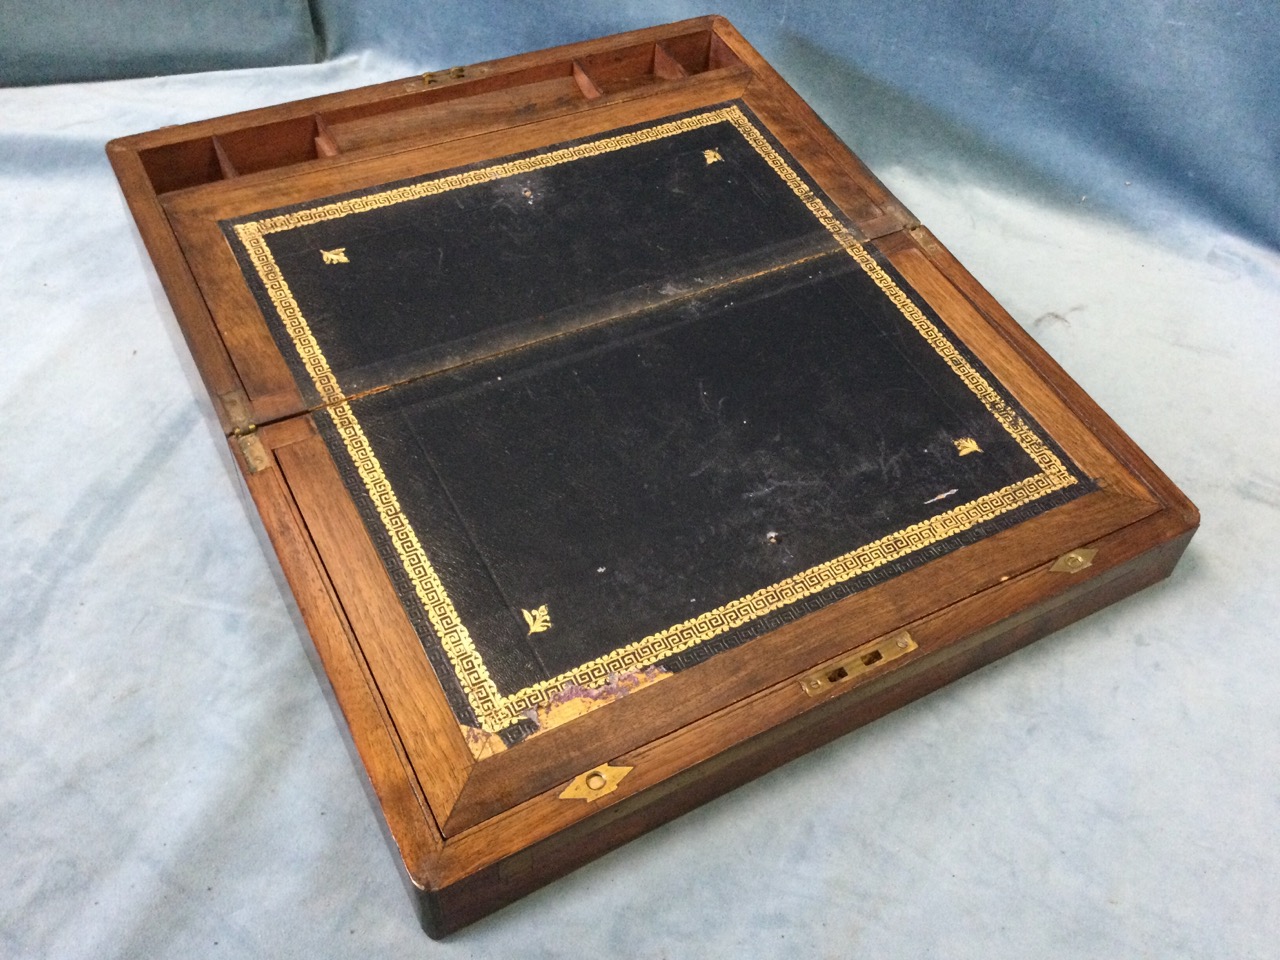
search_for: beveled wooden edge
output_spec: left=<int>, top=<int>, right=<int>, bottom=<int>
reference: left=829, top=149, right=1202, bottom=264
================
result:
left=164, top=207, right=306, bottom=425
left=737, top=82, right=888, bottom=237
left=438, top=485, right=1152, bottom=833
left=905, top=225, right=1199, bottom=528
left=423, top=514, right=1195, bottom=934
left=229, top=423, right=446, bottom=879
left=107, top=144, right=249, bottom=434
left=722, top=19, right=916, bottom=239
left=254, top=418, right=474, bottom=828
left=109, top=17, right=728, bottom=155
left=874, top=229, right=1159, bottom=505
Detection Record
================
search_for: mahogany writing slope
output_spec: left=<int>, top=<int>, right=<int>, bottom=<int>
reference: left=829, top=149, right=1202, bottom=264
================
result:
left=107, top=17, right=1198, bottom=937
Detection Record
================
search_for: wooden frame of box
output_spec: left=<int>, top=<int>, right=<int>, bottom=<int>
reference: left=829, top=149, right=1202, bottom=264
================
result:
left=107, top=16, right=1198, bottom=937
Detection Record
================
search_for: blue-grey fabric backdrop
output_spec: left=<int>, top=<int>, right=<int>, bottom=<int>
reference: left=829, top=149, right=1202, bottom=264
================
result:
left=312, top=0, right=1279, bottom=248
left=0, top=0, right=320, bottom=85
left=3, top=1, right=1274, bottom=246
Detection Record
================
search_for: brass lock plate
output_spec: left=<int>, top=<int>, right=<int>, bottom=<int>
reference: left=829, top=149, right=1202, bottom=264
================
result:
left=800, top=630, right=916, bottom=697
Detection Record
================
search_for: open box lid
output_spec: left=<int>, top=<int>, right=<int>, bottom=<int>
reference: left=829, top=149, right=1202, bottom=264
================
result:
left=107, top=16, right=1193, bottom=863
left=109, top=18, right=912, bottom=430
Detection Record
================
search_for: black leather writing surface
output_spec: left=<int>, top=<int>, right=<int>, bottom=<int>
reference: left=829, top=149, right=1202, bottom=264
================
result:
left=228, top=104, right=1091, bottom=744
left=226, top=108, right=832, bottom=403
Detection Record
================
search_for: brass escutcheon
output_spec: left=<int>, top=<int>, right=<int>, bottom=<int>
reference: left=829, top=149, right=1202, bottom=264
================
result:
left=560, top=763, right=633, bottom=802
left=1050, top=548, right=1098, bottom=574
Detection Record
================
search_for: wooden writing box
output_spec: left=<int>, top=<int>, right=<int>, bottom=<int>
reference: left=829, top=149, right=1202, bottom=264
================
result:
left=107, top=16, right=1198, bottom=937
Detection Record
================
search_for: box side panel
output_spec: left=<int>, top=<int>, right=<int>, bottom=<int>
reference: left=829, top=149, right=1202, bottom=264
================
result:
left=230, top=424, right=449, bottom=879
left=905, top=226, right=1198, bottom=526
left=107, top=144, right=250, bottom=434
left=425, top=519, right=1193, bottom=935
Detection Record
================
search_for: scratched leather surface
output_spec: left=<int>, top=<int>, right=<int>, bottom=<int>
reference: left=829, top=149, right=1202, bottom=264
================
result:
left=258, top=109, right=1094, bottom=740
left=226, top=108, right=834, bottom=404
left=330, top=252, right=1088, bottom=738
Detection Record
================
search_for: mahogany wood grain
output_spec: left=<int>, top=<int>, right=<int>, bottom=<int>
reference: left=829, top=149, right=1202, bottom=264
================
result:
left=733, top=83, right=894, bottom=238
left=269, top=430, right=477, bottom=826
left=162, top=207, right=305, bottom=425
left=436, top=489, right=1153, bottom=835
left=330, top=75, right=588, bottom=152
left=108, top=16, right=1199, bottom=938
left=158, top=65, right=753, bottom=222
left=324, top=39, right=743, bottom=155
left=232, top=426, right=446, bottom=881
left=107, top=143, right=249, bottom=433
left=111, top=18, right=735, bottom=202
left=718, top=17, right=915, bottom=238
left=111, top=18, right=725, bottom=153
left=907, top=226, right=1199, bottom=526
left=653, top=43, right=689, bottom=81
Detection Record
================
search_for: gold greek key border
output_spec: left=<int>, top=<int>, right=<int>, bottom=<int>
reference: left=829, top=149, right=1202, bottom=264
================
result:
left=236, top=222, right=344, bottom=406
left=246, top=110, right=732, bottom=238
left=723, top=109, right=1074, bottom=485
left=233, top=105, right=1077, bottom=733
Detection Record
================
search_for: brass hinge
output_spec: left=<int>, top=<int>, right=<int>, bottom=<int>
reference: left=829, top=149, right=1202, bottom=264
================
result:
left=1050, top=548, right=1098, bottom=574
left=800, top=630, right=916, bottom=697
left=218, top=388, right=254, bottom=436
left=236, top=432, right=271, bottom=474
left=422, top=65, right=466, bottom=85
left=559, top=763, right=633, bottom=802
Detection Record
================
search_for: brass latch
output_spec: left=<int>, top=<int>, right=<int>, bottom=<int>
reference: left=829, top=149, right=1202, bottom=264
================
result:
left=800, top=630, right=915, bottom=697
left=1050, top=548, right=1098, bottom=574
left=218, top=388, right=253, bottom=436
left=559, top=763, right=633, bottom=802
